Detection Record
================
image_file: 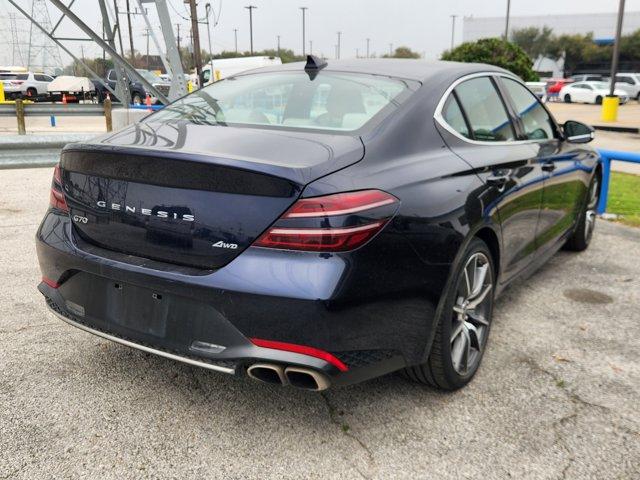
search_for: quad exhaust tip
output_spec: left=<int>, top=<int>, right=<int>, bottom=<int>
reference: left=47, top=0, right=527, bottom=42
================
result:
left=246, top=363, right=330, bottom=391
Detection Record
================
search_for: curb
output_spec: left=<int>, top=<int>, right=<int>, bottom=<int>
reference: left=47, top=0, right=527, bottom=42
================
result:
left=593, top=125, right=639, bottom=134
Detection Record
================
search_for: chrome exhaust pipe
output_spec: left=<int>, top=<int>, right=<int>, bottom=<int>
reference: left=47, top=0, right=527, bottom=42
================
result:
left=247, top=363, right=287, bottom=386
left=284, top=366, right=331, bottom=391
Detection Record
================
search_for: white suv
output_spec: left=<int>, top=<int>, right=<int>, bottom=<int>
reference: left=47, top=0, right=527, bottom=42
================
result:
left=611, top=73, right=640, bottom=101
left=0, top=71, right=54, bottom=99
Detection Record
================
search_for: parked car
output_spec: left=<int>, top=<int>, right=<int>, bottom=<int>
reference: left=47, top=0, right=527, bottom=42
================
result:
left=570, top=74, right=605, bottom=83
left=0, top=71, right=53, bottom=100
left=94, top=68, right=170, bottom=104
left=37, top=59, right=601, bottom=392
left=545, top=78, right=574, bottom=101
left=609, top=73, right=640, bottom=102
left=559, top=81, right=628, bottom=105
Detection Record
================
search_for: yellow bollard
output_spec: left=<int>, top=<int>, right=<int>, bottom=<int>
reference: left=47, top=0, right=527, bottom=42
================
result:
left=601, top=96, right=619, bottom=122
left=214, top=69, right=221, bottom=81
left=187, top=80, right=193, bottom=93
left=0, top=82, right=4, bottom=103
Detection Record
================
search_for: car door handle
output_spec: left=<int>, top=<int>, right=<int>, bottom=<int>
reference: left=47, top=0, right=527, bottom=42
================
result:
left=541, top=161, right=556, bottom=172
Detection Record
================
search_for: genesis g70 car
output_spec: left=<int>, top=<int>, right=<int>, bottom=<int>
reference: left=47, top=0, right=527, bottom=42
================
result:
left=37, top=57, right=601, bottom=391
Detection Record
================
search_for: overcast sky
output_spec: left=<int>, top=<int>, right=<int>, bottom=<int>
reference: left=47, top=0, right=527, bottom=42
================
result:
left=2, top=0, right=640, bottom=67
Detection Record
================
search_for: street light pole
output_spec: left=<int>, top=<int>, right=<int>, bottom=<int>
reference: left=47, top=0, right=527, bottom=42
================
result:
left=188, top=0, right=203, bottom=86
left=504, top=0, right=511, bottom=40
left=233, top=28, right=238, bottom=53
left=309, top=40, right=312, bottom=55
left=277, top=35, right=280, bottom=56
left=245, top=5, right=256, bottom=55
left=336, top=31, right=341, bottom=59
left=366, top=38, right=370, bottom=58
left=450, top=15, right=457, bottom=50
left=300, top=7, right=307, bottom=56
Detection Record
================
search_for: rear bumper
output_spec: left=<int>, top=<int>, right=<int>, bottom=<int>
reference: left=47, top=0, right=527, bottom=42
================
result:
left=37, top=210, right=443, bottom=386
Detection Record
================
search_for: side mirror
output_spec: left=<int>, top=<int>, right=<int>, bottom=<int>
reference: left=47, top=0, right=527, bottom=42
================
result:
left=563, top=120, right=595, bottom=143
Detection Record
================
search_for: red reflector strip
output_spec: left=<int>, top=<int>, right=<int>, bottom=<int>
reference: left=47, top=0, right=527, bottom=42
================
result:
left=284, top=190, right=397, bottom=218
left=250, top=338, right=348, bottom=372
left=42, top=276, right=60, bottom=289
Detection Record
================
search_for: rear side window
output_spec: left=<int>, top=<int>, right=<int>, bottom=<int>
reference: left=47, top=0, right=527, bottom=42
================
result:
left=502, top=78, right=556, bottom=140
left=442, top=95, right=470, bottom=139
left=454, top=77, right=515, bottom=142
left=34, top=74, right=48, bottom=81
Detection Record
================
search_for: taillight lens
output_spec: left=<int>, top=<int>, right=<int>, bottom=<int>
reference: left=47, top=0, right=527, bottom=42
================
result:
left=49, top=164, right=69, bottom=212
left=254, top=189, right=399, bottom=252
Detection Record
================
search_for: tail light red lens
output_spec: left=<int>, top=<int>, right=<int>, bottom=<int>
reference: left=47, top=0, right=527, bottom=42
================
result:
left=254, top=189, right=399, bottom=252
left=49, top=164, right=69, bottom=213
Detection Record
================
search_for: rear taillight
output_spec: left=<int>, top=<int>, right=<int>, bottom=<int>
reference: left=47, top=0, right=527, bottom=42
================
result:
left=49, top=164, right=69, bottom=213
left=254, top=189, right=399, bottom=252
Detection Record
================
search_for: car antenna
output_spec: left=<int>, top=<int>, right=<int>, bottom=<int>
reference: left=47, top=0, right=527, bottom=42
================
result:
left=304, top=55, right=327, bottom=80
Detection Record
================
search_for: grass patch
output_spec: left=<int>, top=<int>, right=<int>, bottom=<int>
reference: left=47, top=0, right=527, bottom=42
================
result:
left=607, top=172, right=640, bottom=227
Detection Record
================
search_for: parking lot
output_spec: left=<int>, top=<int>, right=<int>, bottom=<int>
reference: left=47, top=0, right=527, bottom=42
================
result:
left=1, top=166, right=639, bottom=479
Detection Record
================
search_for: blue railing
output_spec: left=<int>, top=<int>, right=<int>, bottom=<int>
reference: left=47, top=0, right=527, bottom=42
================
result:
left=596, top=149, right=640, bottom=214
left=128, top=104, right=164, bottom=111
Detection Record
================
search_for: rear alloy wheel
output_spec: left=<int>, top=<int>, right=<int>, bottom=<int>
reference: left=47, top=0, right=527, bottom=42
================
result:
left=404, top=238, right=495, bottom=390
left=131, top=93, right=143, bottom=105
left=565, top=175, right=599, bottom=251
left=595, top=95, right=603, bottom=105
left=564, top=94, right=572, bottom=103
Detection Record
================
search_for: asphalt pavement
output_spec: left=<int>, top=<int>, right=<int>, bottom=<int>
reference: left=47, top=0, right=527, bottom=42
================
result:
left=1, top=167, right=639, bottom=479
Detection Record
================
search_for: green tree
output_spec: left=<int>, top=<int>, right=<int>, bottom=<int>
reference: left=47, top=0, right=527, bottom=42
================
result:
left=441, top=38, right=538, bottom=81
left=382, top=46, right=421, bottom=59
left=510, top=26, right=554, bottom=58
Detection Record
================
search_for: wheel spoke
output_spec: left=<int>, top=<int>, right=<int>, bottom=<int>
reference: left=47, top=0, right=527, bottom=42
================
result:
left=460, top=329, right=471, bottom=373
left=451, top=330, right=466, bottom=371
left=466, top=310, right=489, bottom=326
left=467, top=284, right=492, bottom=310
left=470, top=263, right=489, bottom=298
left=450, top=319, right=465, bottom=343
left=463, top=266, right=472, bottom=297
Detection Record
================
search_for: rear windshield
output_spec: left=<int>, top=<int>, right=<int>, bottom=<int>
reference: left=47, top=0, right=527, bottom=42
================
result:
left=147, top=71, right=419, bottom=133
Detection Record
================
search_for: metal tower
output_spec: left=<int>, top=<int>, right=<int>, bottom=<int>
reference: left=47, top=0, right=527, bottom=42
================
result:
left=7, top=12, right=27, bottom=66
left=26, top=0, right=62, bottom=74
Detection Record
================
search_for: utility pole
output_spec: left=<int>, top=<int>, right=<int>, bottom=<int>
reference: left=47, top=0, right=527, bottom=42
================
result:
left=277, top=35, right=280, bottom=56
left=356, top=48, right=359, bottom=58
left=299, top=7, right=307, bottom=56
left=309, top=40, right=312, bottom=55
left=389, top=43, right=393, bottom=56
left=245, top=5, right=256, bottom=54
left=125, top=0, right=135, bottom=62
left=234, top=28, right=238, bottom=53
left=188, top=0, right=203, bottom=85
left=609, top=0, right=626, bottom=97
left=336, top=31, right=341, bottom=59
left=205, top=3, right=214, bottom=60
left=504, top=0, right=511, bottom=40
left=450, top=15, right=457, bottom=50
left=366, top=38, right=370, bottom=58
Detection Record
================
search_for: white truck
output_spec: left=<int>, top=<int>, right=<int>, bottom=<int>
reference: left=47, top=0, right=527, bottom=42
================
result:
left=201, top=56, right=282, bottom=86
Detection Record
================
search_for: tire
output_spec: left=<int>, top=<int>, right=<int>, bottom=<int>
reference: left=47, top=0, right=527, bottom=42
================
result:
left=404, top=237, right=496, bottom=390
left=131, top=93, right=142, bottom=105
left=565, top=174, right=599, bottom=252
left=26, top=87, right=38, bottom=99
left=564, top=94, right=572, bottom=103
left=636, top=93, right=640, bottom=104
left=595, top=95, right=603, bottom=105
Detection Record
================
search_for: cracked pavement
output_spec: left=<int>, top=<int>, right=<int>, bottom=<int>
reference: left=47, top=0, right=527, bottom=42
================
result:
left=1, top=167, right=639, bottom=479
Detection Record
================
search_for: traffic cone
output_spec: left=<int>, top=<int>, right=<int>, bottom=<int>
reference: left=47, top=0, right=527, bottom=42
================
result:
left=62, top=93, right=67, bottom=105
left=145, top=93, right=152, bottom=111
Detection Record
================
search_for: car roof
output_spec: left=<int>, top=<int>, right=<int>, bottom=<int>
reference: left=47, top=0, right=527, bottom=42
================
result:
left=239, top=59, right=512, bottom=82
